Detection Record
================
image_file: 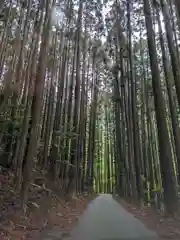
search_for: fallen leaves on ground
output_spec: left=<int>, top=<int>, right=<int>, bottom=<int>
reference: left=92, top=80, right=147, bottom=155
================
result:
left=118, top=198, right=180, bottom=240
left=0, top=170, right=94, bottom=240
left=0, top=193, right=92, bottom=240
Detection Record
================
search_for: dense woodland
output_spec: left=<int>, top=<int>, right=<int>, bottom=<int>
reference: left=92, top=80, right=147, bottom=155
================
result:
left=0, top=0, right=180, bottom=216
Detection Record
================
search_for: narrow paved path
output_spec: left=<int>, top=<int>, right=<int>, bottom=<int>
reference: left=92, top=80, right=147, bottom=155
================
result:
left=42, top=194, right=158, bottom=240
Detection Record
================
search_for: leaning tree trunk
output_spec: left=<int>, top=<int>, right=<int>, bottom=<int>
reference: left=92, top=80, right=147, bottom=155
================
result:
left=21, top=0, right=53, bottom=209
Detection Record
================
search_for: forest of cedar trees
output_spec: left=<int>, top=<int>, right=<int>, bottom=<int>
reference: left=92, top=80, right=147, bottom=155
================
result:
left=0, top=0, right=180, bottom=219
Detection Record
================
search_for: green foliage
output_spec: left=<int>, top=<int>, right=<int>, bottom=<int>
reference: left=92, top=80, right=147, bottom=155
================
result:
left=55, top=128, right=79, bottom=139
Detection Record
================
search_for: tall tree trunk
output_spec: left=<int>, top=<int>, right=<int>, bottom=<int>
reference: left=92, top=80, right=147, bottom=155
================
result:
left=143, top=0, right=178, bottom=214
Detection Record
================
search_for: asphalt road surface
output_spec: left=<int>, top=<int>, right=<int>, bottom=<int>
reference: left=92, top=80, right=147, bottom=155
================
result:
left=42, top=194, right=158, bottom=240
left=71, top=194, right=158, bottom=240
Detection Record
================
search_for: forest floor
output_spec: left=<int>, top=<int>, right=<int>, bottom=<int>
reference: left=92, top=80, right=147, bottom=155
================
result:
left=1, top=168, right=180, bottom=240
left=118, top=198, right=180, bottom=240
left=0, top=169, right=93, bottom=240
